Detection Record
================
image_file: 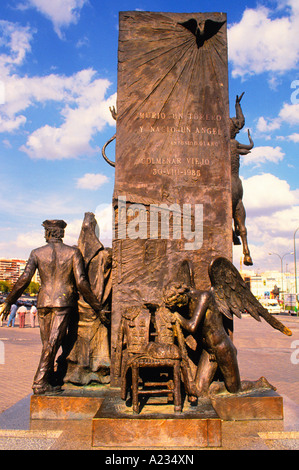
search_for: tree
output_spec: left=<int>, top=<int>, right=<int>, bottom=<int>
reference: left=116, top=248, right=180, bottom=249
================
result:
left=0, top=280, right=11, bottom=293
left=24, top=282, right=40, bottom=295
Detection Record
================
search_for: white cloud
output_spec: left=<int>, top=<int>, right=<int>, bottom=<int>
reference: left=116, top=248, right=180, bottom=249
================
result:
left=228, top=2, right=299, bottom=79
left=15, top=230, right=45, bottom=250
left=2, top=139, right=12, bottom=148
left=256, top=117, right=281, bottom=133
left=63, top=218, right=84, bottom=246
left=0, top=19, right=117, bottom=160
left=1, top=205, right=113, bottom=257
left=61, top=206, right=113, bottom=248
left=243, top=173, right=298, bottom=215
left=19, top=0, right=87, bottom=38
left=279, top=102, right=299, bottom=124
left=95, top=203, right=113, bottom=246
left=242, top=146, right=285, bottom=167
left=0, top=229, right=45, bottom=258
left=0, top=179, right=88, bottom=218
left=0, top=20, right=33, bottom=75
left=19, top=87, right=116, bottom=160
left=0, top=218, right=81, bottom=258
left=234, top=172, right=299, bottom=271
left=255, top=206, right=299, bottom=237
left=0, top=114, right=26, bottom=133
left=287, top=133, right=299, bottom=142
left=256, top=103, right=299, bottom=137
left=76, top=173, right=109, bottom=190
left=0, top=34, right=117, bottom=159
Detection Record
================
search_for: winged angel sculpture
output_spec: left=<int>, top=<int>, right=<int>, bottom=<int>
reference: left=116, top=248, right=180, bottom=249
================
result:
left=178, top=18, right=226, bottom=48
left=166, top=257, right=292, bottom=399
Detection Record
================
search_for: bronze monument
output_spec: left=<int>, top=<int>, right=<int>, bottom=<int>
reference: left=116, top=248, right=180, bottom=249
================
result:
left=0, top=11, right=293, bottom=447
left=98, top=11, right=292, bottom=417
left=0, top=219, right=108, bottom=394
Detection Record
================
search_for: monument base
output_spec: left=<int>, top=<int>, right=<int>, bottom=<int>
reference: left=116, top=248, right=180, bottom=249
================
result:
left=91, top=390, right=222, bottom=448
left=210, top=389, right=283, bottom=421
left=29, top=386, right=285, bottom=448
left=30, top=386, right=108, bottom=420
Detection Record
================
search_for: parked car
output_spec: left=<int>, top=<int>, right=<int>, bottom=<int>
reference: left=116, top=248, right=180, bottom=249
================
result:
left=259, top=298, right=282, bottom=314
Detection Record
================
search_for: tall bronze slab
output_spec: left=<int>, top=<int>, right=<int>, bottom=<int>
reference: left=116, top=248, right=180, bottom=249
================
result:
left=111, top=12, right=232, bottom=383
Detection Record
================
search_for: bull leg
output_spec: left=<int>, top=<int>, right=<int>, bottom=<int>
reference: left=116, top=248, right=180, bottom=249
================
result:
left=232, top=225, right=241, bottom=245
left=234, top=200, right=253, bottom=266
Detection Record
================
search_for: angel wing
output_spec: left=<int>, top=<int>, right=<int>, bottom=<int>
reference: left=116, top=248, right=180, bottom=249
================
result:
left=208, top=257, right=292, bottom=336
left=200, top=19, right=226, bottom=45
left=178, top=18, right=226, bottom=48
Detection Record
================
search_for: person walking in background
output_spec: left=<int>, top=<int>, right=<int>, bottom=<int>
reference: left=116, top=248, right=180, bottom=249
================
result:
left=17, top=304, right=27, bottom=328
left=7, top=303, right=18, bottom=327
left=30, top=303, right=37, bottom=328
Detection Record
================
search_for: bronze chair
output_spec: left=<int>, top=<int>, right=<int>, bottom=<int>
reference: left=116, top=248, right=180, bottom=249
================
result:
left=115, top=306, right=182, bottom=413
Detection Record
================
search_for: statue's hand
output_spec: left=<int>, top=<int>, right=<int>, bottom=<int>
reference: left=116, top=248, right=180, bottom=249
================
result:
left=99, top=310, right=110, bottom=326
left=0, top=303, right=10, bottom=321
left=173, top=311, right=181, bottom=323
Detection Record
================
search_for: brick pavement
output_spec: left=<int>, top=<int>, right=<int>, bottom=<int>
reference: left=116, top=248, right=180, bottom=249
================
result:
left=0, top=312, right=298, bottom=413
left=0, top=322, right=41, bottom=413
left=234, top=314, right=299, bottom=405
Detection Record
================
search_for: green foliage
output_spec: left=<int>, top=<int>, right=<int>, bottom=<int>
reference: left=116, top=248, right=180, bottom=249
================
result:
left=24, top=282, right=40, bottom=295
left=0, top=280, right=11, bottom=292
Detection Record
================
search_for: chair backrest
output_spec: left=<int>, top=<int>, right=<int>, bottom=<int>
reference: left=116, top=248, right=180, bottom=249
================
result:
left=122, top=306, right=151, bottom=353
left=155, top=305, right=175, bottom=344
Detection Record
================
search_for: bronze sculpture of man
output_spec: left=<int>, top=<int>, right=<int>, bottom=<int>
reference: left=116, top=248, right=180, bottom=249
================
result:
left=0, top=219, right=107, bottom=394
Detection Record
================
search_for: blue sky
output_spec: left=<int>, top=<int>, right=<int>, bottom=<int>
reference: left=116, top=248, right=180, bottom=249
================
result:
left=0, top=0, right=298, bottom=275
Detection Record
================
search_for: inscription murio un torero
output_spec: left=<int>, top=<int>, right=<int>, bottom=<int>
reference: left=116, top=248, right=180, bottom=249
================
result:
left=138, top=111, right=223, bottom=120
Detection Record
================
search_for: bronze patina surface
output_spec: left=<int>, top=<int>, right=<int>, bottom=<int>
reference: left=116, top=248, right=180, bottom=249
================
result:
left=111, top=11, right=232, bottom=383
left=92, top=390, right=222, bottom=448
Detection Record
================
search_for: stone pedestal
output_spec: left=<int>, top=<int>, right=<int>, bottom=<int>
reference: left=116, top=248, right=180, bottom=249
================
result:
left=30, top=388, right=107, bottom=420
left=211, top=390, right=284, bottom=421
left=92, top=391, right=222, bottom=448
left=29, top=387, right=285, bottom=448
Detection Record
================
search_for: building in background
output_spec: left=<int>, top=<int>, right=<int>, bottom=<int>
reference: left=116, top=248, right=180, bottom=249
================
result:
left=0, top=258, right=40, bottom=285
left=0, top=257, right=297, bottom=309
left=241, top=268, right=297, bottom=310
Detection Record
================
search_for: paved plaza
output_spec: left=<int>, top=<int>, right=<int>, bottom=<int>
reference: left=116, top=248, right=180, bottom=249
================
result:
left=0, top=313, right=298, bottom=450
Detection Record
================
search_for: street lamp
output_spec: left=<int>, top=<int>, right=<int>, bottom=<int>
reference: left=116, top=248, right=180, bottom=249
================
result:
left=269, top=251, right=294, bottom=310
left=294, top=227, right=299, bottom=314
